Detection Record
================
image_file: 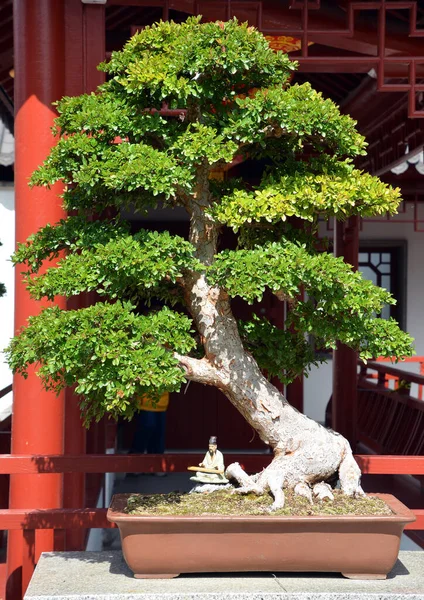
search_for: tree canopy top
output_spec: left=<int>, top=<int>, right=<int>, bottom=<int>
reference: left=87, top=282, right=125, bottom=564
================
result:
left=30, top=16, right=391, bottom=222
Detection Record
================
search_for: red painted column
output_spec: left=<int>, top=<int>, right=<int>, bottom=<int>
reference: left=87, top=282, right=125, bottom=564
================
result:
left=62, top=1, right=105, bottom=550
left=7, top=2, right=67, bottom=598
left=332, top=217, right=359, bottom=448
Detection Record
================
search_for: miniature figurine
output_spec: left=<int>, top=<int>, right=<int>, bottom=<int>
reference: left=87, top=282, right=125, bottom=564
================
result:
left=188, top=436, right=229, bottom=484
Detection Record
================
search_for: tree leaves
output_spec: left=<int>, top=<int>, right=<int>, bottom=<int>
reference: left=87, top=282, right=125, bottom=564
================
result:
left=13, top=216, right=129, bottom=274
left=31, top=135, right=193, bottom=210
left=210, top=157, right=401, bottom=229
left=290, top=301, right=413, bottom=362
left=221, top=83, right=366, bottom=157
left=26, top=228, right=200, bottom=303
left=208, top=240, right=391, bottom=307
left=239, top=315, right=323, bottom=383
left=208, top=240, right=414, bottom=360
left=5, top=303, right=196, bottom=424
left=102, top=17, right=295, bottom=105
left=53, top=92, right=169, bottom=143
left=29, top=19, right=379, bottom=221
left=171, top=123, right=238, bottom=166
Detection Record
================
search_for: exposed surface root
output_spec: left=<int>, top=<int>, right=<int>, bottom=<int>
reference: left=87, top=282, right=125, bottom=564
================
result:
left=267, top=471, right=285, bottom=511
left=313, top=482, right=334, bottom=502
left=225, top=436, right=364, bottom=508
left=225, top=462, right=263, bottom=495
left=339, top=450, right=365, bottom=497
left=294, top=482, right=313, bottom=505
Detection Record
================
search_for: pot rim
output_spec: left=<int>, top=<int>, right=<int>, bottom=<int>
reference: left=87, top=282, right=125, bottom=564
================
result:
left=107, top=492, right=416, bottom=525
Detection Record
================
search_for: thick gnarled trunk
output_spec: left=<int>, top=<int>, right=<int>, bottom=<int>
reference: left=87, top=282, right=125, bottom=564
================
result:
left=180, top=269, right=363, bottom=508
left=175, top=173, right=363, bottom=509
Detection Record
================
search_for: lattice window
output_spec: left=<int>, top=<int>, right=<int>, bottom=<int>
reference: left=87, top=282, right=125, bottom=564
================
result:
left=358, top=242, right=407, bottom=329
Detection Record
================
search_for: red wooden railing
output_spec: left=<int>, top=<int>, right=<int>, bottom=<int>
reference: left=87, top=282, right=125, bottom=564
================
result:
left=371, top=357, right=424, bottom=399
left=0, top=453, right=423, bottom=600
left=358, top=360, right=424, bottom=455
left=356, top=360, right=424, bottom=550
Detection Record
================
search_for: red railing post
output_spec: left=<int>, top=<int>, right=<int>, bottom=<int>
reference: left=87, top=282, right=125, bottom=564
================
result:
left=378, top=371, right=387, bottom=387
left=21, top=530, right=35, bottom=600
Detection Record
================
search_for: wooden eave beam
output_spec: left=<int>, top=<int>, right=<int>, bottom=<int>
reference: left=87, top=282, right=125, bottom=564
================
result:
left=109, top=8, right=143, bottom=30
left=0, top=68, right=12, bottom=86
left=308, top=32, right=423, bottom=58
left=0, top=18, right=13, bottom=40
left=360, top=92, right=409, bottom=135
left=340, top=74, right=408, bottom=130
left=260, top=3, right=424, bottom=56
left=106, top=0, right=422, bottom=59
left=296, top=60, right=424, bottom=77
left=340, top=73, right=377, bottom=116
left=373, top=145, right=424, bottom=178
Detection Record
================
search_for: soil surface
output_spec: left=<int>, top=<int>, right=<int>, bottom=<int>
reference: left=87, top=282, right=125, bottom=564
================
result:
left=125, top=489, right=393, bottom=517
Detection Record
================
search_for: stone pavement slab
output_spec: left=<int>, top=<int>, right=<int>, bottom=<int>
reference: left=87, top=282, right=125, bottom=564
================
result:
left=25, top=551, right=424, bottom=600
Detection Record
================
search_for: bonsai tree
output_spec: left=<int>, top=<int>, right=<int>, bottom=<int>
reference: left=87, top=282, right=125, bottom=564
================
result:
left=6, top=18, right=413, bottom=509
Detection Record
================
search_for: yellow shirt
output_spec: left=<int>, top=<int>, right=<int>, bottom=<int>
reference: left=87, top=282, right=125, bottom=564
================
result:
left=138, top=392, right=169, bottom=412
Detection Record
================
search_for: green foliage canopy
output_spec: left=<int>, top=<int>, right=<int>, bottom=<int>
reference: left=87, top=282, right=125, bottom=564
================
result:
left=7, top=303, right=195, bottom=422
left=6, top=17, right=413, bottom=423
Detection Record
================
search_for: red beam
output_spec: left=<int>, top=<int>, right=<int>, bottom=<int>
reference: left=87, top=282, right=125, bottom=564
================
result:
left=355, top=455, right=424, bottom=475
left=405, top=510, right=424, bottom=530
left=0, top=454, right=270, bottom=475
left=0, top=508, right=112, bottom=530
left=0, top=506, right=422, bottom=531
left=0, top=454, right=423, bottom=475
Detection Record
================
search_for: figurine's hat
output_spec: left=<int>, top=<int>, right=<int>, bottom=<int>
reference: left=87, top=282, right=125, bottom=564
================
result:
left=209, top=436, right=217, bottom=444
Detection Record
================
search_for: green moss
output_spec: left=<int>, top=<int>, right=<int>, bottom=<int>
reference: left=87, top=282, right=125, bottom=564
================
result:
left=125, top=489, right=392, bottom=517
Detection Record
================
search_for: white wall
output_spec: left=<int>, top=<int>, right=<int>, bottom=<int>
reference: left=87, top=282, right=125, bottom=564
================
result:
left=0, top=184, right=14, bottom=412
left=303, top=204, right=424, bottom=423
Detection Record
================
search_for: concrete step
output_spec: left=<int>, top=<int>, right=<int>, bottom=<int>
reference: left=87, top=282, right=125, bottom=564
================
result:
left=25, top=551, right=424, bottom=600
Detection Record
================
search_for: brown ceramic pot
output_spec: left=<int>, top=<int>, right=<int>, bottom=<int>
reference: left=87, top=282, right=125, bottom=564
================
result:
left=107, top=493, right=415, bottom=580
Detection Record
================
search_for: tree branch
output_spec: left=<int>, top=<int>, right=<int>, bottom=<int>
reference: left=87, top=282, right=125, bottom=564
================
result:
left=174, top=353, right=224, bottom=387
left=273, top=290, right=293, bottom=304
